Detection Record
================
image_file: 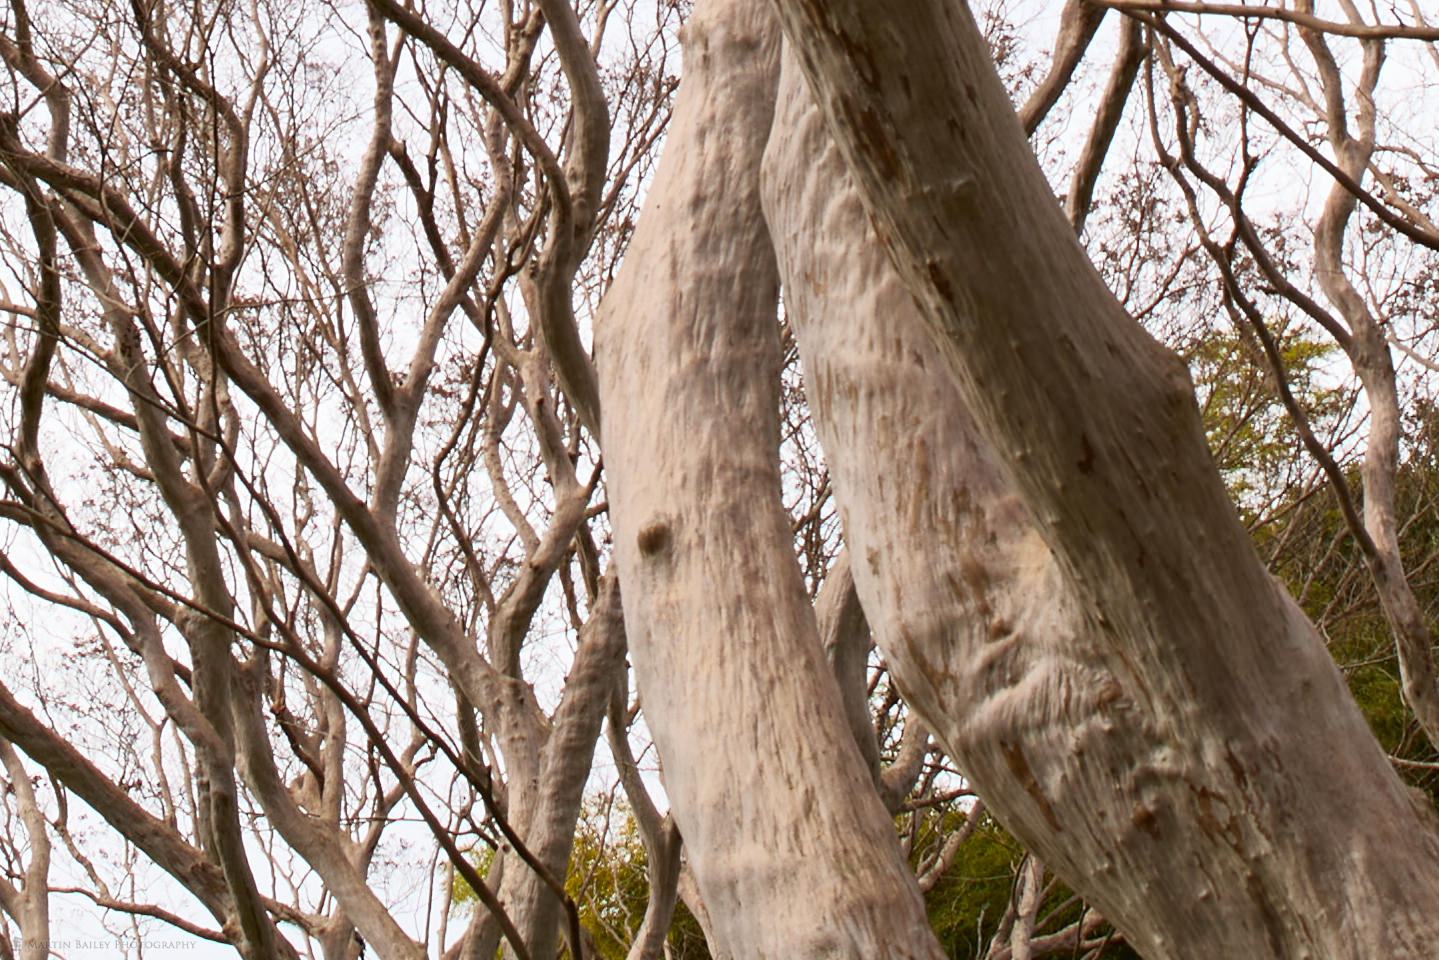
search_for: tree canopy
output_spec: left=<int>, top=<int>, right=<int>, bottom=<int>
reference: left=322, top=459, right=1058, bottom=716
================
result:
left=0, top=0, right=1436, bottom=957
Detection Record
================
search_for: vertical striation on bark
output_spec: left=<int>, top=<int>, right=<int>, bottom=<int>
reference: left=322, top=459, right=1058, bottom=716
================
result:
left=595, top=1, right=943, bottom=956
left=760, top=22, right=1439, bottom=957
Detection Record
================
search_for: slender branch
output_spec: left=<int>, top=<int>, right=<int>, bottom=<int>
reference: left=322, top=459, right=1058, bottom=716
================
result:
left=1096, top=0, right=1439, bottom=41
left=341, top=5, right=399, bottom=419
left=48, top=888, right=226, bottom=943
left=1018, top=0, right=1108, bottom=135
left=1067, top=16, right=1146, bottom=233
left=1133, top=10, right=1439, bottom=252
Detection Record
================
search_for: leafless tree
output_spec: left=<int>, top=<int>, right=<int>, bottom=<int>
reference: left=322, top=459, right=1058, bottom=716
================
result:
left=0, top=0, right=676, bottom=956
left=1, top=0, right=1439, bottom=958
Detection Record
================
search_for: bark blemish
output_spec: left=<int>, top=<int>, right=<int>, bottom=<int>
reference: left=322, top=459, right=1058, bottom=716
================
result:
left=899, top=628, right=957, bottom=692
left=1223, top=747, right=1250, bottom=791
left=1245, top=872, right=1287, bottom=956
left=1077, top=432, right=1095, bottom=474
left=845, top=101, right=900, bottom=182
left=1001, top=740, right=1062, bottom=831
left=1095, top=675, right=1124, bottom=709
left=926, top=259, right=954, bottom=305
left=819, top=12, right=880, bottom=88
left=637, top=519, right=672, bottom=557
left=1130, top=802, right=1160, bottom=838
left=1194, top=786, right=1240, bottom=847
left=952, top=560, right=993, bottom=623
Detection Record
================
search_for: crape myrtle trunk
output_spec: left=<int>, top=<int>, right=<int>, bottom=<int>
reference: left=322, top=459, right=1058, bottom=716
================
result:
left=593, top=0, right=945, bottom=956
left=761, top=1, right=1439, bottom=957
left=598, top=0, right=1439, bottom=955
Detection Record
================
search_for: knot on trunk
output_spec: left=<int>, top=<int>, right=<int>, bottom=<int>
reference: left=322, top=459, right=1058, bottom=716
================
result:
left=636, top=518, right=672, bottom=557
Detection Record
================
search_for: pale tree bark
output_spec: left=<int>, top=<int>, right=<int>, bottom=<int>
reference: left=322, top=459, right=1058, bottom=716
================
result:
left=1293, top=7, right=1439, bottom=750
left=814, top=551, right=882, bottom=786
left=595, top=0, right=943, bottom=956
left=607, top=687, right=711, bottom=960
left=232, top=666, right=428, bottom=960
left=760, top=3, right=1439, bottom=955
left=1066, top=16, right=1145, bottom=233
left=1007, top=855, right=1042, bottom=960
left=816, top=551, right=929, bottom=811
left=1017, top=0, right=1108, bottom=135
left=621, top=817, right=680, bottom=960
left=0, top=2, right=637, bottom=957
left=0, top=738, right=49, bottom=960
left=1143, top=2, right=1439, bottom=754
left=497, top=577, right=626, bottom=960
left=0, top=678, right=304, bottom=956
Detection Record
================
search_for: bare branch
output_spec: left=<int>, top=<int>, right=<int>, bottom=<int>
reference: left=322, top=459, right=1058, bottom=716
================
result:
left=1097, top=0, right=1439, bottom=42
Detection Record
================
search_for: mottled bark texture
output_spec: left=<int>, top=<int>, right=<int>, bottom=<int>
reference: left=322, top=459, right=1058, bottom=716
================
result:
left=595, top=0, right=943, bottom=956
left=760, top=5, right=1439, bottom=956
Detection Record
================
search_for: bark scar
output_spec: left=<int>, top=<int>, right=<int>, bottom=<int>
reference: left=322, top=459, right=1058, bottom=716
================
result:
left=1001, top=740, right=1062, bottom=831
left=637, top=519, right=672, bottom=557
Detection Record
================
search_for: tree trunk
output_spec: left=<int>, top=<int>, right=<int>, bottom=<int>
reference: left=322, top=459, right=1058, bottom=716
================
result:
left=760, top=6, right=1439, bottom=956
left=595, top=1, right=943, bottom=956
left=0, top=738, right=49, bottom=960
left=499, top=578, right=626, bottom=960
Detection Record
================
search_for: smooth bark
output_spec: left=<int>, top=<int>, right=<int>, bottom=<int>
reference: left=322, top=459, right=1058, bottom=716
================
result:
left=1066, top=17, right=1146, bottom=233
left=761, top=7, right=1439, bottom=955
left=814, top=551, right=882, bottom=785
left=0, top=738, right=49, bottom=960
left=0, top=679, right=307, bottom=955
left=595, top=1, right=943, bottom=956
left=499, top=578, right=626, bottom=960
left=233, top=665, right=427, bottom=960
left=1017, top=0, right=1108, bottom=135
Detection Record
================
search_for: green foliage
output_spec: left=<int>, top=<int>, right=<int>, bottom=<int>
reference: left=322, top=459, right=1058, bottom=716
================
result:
left=1189, top=325, right=1439, bottom=800
left=912, top=807, right=1137, bottom=959
left=449, top=844, right=495, bottom=909
left=1185, top=322, right=1344, bottom=514
left=918, top=809, right=1021, bottom=957
left=450, top=800, right=710, bottom=959
left=564, top=800, right=709, bottom=959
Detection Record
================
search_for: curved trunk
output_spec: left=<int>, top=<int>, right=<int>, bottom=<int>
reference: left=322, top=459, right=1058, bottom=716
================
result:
left=595, top=1, right=943, bottom=956
left=760, top=16, right=1439, bottom=956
